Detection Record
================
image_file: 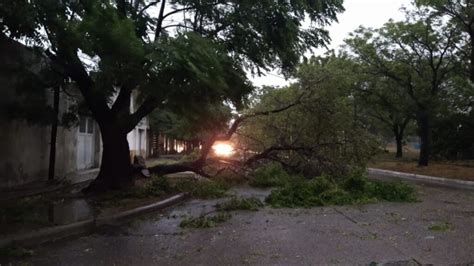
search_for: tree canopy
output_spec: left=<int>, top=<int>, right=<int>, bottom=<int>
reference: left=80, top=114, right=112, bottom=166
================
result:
left=0, top=0, right=344, bottom=190
left=344, top=7, right=464, bottom=166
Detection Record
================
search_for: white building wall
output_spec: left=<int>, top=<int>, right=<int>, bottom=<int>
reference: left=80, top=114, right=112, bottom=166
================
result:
left=0, top=94, right=101, bottom=189
left=127, top=90, right=150, bottom=159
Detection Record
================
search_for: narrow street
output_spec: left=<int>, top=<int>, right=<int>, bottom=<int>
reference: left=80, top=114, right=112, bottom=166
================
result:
left=13, top=183, right=474, bottom=265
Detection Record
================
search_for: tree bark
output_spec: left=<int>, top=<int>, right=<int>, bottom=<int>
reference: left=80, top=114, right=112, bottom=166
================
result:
left=395, top=132, right=403, bottom=158
left=85, top=124, right=133, bottom=192
left=417, top=110, right=431, bottom=167
left=393, top=118, right=409, bottom=159
left=470, top=34, right=474, bottom=83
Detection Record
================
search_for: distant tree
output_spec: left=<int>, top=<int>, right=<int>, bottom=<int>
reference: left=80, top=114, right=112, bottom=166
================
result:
left=415, top=0, right=474, bottom=82
left=431, top=110, right=474, bottom=159
left=345, top=9, right=462, bottom=166
left=0, top=0, right=344, bottom=191
left=352, top=75, right=413, bottom=158
left=315, top=54, right=414, bottom=158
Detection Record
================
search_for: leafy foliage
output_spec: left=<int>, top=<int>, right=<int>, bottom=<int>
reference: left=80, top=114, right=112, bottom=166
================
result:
left=240, top=57, right=379, bottom=177
left=179, top=212, right=232, bottom=229
left=265, top=171, right=417, bottom=208
left=96, top=176, right=172, bottom=205
left=215, top=197, right=264, bottom=212
left=174, top=180, right=228, bottom=199
left=428, top=222, right=453, bottom=232
left=431, top=110, right=474, bottom=160
left=249, top=163, right=293, bottom=188
left=344, top=7, right=467, bottom=165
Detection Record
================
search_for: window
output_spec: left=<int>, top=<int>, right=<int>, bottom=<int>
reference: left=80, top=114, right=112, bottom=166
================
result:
left=87, top=118, right=94, bottom=134
left=79, top=117, right=94, bottom=134
left=79, top=117, right=87, bottom=133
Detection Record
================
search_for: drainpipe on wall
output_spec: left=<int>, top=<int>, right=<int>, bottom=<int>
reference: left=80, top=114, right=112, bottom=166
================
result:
left=48, top=85, right=60, bottom=182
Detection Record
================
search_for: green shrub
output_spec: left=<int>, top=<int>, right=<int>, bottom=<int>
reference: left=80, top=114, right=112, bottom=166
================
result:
left=179, top=212, right=232, bottom=228
left=249, top=163, right=292, bottom=188
left=265, top=171, right=417, bottom=208
left=342, top=170, right=370, bottom=194
left=215, top=197, right=264, bottom=211
left=319, top=188, right=353, bottom=205
left=367, top=180, right=417, bottom=202
left=174, top=180, right=228, bottom=199
left=265, top=180, right=323, bottom=208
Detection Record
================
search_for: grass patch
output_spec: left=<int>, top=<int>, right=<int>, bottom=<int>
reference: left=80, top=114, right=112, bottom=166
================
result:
left=179, top=212, right=232, bottom=228
left=0, top=196, right=53, bottom=227
left=248, top=163, right=293, bottom=188
left=215, top=197, right=264, bottom=212
left=0, top=246, right=34, bottom=258
left=174, top=180, right=228, bottom=199
left=428, top=222, right=453, bottom=232
left=265, top=171, right=417, bottom=208
left=93, top=176, right=172, bottom=208
left=124, top=175, right=171, bottom=199
left=99, top=176, right=172, bottom=204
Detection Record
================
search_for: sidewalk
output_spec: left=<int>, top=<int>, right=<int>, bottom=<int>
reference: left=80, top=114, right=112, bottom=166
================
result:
left=0, top=193, right=188, bottom=249
left=368, top=168, right=474, bottom=190
left=0, top=168, right=98, bottom=202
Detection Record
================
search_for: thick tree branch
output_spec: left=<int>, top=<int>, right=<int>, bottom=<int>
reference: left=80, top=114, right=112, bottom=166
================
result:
left=154, top=0, right=167, bottom=42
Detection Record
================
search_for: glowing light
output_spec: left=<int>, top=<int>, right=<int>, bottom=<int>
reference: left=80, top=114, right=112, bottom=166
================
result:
left=212, top=142, right=234, bottom=157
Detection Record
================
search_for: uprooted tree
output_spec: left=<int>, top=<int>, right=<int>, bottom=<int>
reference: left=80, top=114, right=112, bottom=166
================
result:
left=0, top=0, right=344, bottom=191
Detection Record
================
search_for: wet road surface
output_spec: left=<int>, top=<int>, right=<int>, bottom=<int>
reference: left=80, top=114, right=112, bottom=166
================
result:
left=9, top=182, right=474, bottom=265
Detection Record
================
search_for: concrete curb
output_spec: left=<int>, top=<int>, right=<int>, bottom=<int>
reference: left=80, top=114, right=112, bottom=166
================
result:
left=96, top=193, right=188, bottom=226
left=368, top=168, right=474, bottom=190
left=0, top=193, right=188, bottom=249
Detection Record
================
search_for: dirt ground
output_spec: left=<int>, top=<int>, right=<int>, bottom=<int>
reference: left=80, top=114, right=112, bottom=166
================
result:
left=369, top=145, right=474, bottom=181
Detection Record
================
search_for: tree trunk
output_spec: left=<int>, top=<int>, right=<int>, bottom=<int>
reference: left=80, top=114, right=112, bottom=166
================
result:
left=393, top=118, right=409, bottom=159
left=417, top=111, right=431, bottom=167
left=395, top=132, right=403, bottom=158
left=85, top=125, right=133, bottom=192
left=470, top=35, right=474, bottom=83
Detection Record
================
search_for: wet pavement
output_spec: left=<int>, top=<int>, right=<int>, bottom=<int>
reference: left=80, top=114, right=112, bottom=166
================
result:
left=0, top=196, right=94, bottom=237
left=8, top=182, right=474, bottom=265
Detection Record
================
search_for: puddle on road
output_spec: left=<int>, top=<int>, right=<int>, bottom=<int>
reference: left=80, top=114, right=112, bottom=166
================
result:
left=50, top=198, right=94, bottom=225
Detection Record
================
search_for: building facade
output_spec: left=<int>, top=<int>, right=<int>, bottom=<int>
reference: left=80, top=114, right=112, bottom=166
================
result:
left=0, top=36, right=150, bottom=189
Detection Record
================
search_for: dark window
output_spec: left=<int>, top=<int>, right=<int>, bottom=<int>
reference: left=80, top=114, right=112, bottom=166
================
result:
left=87, top=118, right=94, bottom=134
left=79, top=117, right=86, bottom=133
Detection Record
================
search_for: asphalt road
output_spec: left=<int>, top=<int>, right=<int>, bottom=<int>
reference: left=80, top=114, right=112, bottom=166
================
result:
left=10, top=181, right=474, bottom=265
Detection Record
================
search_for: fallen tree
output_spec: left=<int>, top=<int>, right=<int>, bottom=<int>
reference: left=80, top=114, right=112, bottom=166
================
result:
left=148, top=86, right=312, bottom=177
left=148, top=60, right=379, bottom=180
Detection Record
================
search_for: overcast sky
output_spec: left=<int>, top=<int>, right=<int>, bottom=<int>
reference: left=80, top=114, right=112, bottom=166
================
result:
left=250, top=0, right=413, bottom=87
